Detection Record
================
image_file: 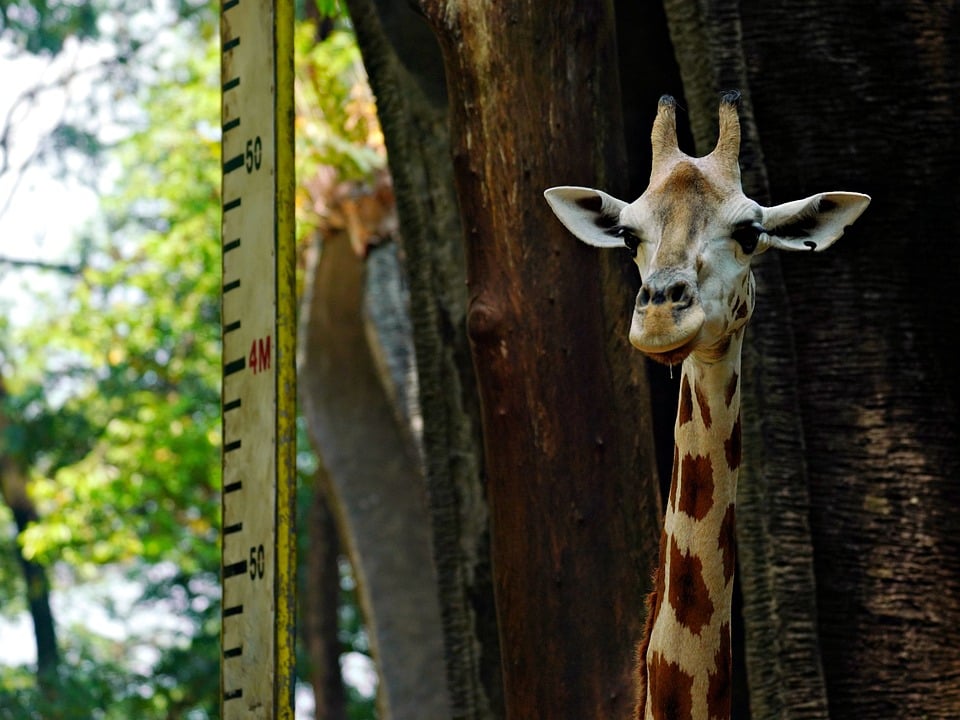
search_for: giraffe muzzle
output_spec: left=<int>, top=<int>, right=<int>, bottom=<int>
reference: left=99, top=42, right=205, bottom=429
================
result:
left=629, top=270, right=705, bottom=364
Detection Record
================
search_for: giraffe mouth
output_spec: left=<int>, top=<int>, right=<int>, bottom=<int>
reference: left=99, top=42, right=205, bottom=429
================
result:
left=628, top=303, right=704, bottom=365
left=640, top=338, right=699, bottom=365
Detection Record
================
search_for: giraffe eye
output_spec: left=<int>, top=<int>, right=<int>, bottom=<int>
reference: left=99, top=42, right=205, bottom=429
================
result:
left=613, top=226, right=642, bottom=257
left=731, top=222, right=764, bottom=254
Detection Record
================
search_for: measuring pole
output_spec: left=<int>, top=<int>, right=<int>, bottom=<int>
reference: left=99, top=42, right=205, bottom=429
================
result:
left=220, top=0, right=295, bottom=716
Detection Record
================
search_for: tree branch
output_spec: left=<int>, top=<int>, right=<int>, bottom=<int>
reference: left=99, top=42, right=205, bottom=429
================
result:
left=0, top=256, right=81, bottom=274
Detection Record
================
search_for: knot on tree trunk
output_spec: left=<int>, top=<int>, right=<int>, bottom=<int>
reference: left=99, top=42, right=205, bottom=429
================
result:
left=466, top=296, right=508, bottom=346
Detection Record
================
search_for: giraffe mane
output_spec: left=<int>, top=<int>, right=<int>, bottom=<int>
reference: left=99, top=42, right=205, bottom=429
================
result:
left=634, top=570, right=660, bottom=719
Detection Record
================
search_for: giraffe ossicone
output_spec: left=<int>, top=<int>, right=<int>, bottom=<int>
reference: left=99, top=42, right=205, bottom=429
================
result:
left=544, top=92, right=869, bottom=720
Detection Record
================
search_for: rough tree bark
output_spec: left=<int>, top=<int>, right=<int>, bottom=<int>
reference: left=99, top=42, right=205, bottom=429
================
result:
left=738, top=1, right=960, bottom=716
left=666, top=0, right=960, bottom=716
left=415, top=1, right=662, bottom=718
left=298, top=211, right=449, bottom=719
left=343, top=1, right=503, bottom=717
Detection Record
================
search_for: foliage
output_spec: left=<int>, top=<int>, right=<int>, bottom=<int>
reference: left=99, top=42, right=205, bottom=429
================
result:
left=294, top=19, right=385, bottom=246
left=0, top=586, right=218, bottom=719
left=295, top=23, right=383, bottom=180
left=0, top=0, right=217, bottom=231
left=1, top=0, right=103, bottom=55
left=0, top=0, right=212, bottom=56
left=1, top=2, right=383, bottom=718
left=13, top=28, right=222, bottom=575
left=1, top=15, right=223, bottom=716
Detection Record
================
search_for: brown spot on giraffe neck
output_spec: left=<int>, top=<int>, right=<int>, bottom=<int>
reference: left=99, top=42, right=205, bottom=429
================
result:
left=694, top=381, right=713, bottom=429
left=678, top=453, right=714, bottom=521
left=724, top=372, right=739, bottom=408
left=733, top=298, right=749, bottom=320
left=706, top=623, right=732, bottom=720
left=668, top=536, right=715, bottom=635
left=648, top=651, right=695, bottom=720
left=678, top=375, right=693, bottom=426
left=724, top=415, right=742, bottom=471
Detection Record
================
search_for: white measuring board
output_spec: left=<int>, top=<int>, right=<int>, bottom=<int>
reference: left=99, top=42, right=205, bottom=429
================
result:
left=220, top=0, right=295, bottom=717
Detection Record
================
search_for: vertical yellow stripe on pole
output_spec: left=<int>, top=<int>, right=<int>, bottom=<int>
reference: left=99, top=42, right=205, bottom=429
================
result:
left=273, top=0, right=296, bottom=715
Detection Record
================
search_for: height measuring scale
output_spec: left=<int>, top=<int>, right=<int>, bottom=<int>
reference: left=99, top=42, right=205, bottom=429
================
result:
left=219, top=0, right=295, bottom=717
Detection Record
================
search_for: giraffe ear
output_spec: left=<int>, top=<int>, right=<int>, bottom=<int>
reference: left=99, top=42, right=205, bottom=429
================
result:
left=543, top=186, right=629, bottom=248
left=761, top=191, right=871, bottom=253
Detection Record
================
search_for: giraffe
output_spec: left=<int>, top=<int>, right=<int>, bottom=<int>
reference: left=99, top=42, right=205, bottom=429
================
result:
left=544, top=92, right=870, bottom=719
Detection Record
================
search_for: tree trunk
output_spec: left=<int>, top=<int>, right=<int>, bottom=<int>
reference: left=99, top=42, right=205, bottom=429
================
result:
left=343, top=1, right=503, bottom=717
left=1, top=471, right=60, bottom=683
left=298, top=223, right=449, bottom=720
left=663, top=0, right=960, bottom=716
left=299, top=474, right=348, bottom=720
left=417, top=1, right=662, bottom=717
left=736, top=1, right=960, bottom=716
left=0, top=380, right=59, bottom=687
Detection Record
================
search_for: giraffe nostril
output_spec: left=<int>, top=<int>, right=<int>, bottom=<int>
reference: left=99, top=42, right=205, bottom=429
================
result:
left=639, top=275, right=695, bottom=309
left=670, top=282, right=688, bottom=304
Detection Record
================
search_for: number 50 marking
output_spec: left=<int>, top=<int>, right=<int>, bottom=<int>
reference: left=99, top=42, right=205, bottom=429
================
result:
left=245, top=136, right=262, bottom=173
left=249, top=544, right=266, bottom=580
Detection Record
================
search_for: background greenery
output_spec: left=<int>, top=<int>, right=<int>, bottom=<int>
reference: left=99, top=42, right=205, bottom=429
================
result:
left=0, top=0, right=378, bottom=716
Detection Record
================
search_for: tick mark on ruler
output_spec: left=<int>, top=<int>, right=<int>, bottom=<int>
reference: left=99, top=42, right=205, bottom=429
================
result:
left=223, top=604, right=243, bottom=617
left=224, top=689, right=243, bottom=702
left=223, top=279, right=240, bottom=293
left=223, top=197, right=241, bottom=212
left=224, top=357, right=245, bottom=375
left=224, top=481, right=242, bottom=493
left=222, top=77, right=240, bottom=92
left=223, top=238, right=240, bottom=252
left=223, top=154, right=244, bottom=174
left=223, top=646, right=242, bottom=658
left=224, top=560, right=248, bottom=578
left=224, top=319, right=241, bottom=333
left=224, top=522, right=243, bottom=535
left=222, top=36, right=240, bottom=52
left=223, top=117, right=240, bottom=133
left=223, top=0, right=239, bottom=10
left=224, top=398, right=241, bottom=412
left=224, top=439, right=241, bottom=453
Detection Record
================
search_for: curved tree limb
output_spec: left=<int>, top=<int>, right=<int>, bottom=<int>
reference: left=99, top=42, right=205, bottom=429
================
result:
left=298, top=219, right=449, bottom=720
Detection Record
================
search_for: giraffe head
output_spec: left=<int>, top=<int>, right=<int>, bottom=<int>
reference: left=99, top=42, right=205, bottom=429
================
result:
left=545, top=92, right=870, bottom=365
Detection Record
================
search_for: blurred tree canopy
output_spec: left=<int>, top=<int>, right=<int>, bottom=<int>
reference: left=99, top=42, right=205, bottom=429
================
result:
left=0, top=0, right=380, bottom=717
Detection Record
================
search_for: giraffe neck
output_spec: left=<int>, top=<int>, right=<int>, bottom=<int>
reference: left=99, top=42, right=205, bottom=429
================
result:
left=640, top=334, right=743, bottom=720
